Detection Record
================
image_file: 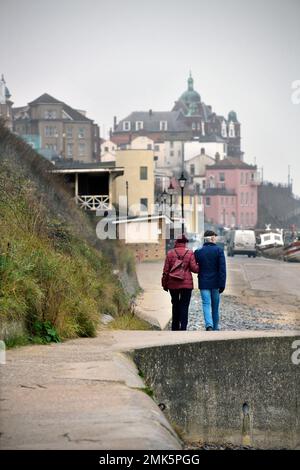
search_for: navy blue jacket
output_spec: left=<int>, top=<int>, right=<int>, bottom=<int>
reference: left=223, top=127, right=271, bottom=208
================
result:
left=194, top=242, right=226, bottom=290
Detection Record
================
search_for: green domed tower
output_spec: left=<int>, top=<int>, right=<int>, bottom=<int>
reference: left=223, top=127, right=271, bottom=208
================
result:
left=179, top=72, right=201, bottom=107
left=228, top=110, right=238, bottom=122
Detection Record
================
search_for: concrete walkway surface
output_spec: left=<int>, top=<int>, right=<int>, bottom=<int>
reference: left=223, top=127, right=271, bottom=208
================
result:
left=0, top=332, right=182, bottom=450
left=1, top=330, right=298, bottom=450
left=135, top=261, right=171, bottom=329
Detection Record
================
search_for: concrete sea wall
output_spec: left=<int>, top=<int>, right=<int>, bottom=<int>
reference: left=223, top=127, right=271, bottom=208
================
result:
left=133, top=333, right=300, bottom=449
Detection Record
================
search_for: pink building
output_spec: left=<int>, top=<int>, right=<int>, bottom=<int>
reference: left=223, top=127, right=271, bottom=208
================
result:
left=204, top=157, right=258, bottom=228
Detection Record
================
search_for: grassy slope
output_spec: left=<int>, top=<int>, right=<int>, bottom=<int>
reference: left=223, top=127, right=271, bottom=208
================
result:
left=0, top=122, right=147, bottom=344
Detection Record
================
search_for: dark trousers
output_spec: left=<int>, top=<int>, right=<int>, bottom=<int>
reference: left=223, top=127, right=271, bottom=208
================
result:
left=169, top=289, right=192, bottom=331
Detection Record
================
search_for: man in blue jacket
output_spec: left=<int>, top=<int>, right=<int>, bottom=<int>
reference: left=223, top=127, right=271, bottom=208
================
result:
left=194, top=230, right=226, bottom=331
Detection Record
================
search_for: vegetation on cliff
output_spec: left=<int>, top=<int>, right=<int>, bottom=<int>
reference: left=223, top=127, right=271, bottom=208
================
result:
left=0, top=122, right=144, bottom=345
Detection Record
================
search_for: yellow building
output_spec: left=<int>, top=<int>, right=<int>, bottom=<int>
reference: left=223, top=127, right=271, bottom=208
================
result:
left=114, top=149, right=155, bottom=217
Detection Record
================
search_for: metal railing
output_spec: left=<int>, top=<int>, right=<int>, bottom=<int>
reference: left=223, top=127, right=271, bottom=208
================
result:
left=75, top=195, right=110, bottom=211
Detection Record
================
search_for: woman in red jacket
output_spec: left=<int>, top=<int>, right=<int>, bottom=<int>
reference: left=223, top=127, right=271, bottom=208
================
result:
left=162, top=234, right=199, bottom=330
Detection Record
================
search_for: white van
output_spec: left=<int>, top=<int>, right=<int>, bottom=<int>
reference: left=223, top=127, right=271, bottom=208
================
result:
left=227, top=230, right=256, bottom=257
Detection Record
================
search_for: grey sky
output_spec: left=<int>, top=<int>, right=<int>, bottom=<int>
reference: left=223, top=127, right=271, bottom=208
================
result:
left=1, top=0, right=300, bottom=194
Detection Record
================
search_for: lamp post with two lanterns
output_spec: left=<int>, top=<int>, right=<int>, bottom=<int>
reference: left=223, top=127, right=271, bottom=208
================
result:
left=178, top=172, right=187, bottom=236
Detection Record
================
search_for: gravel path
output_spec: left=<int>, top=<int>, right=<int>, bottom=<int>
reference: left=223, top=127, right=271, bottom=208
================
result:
left=185, top=291, right=299, bottom=331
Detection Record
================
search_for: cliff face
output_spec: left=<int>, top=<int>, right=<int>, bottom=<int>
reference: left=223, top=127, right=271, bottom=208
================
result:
left=0, top=121, right=136, bottom=343
left=257, top=183, right=300, bottom=228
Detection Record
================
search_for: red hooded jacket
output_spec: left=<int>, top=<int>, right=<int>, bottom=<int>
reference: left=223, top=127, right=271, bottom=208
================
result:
left=162, top=240, right=199, bottom=290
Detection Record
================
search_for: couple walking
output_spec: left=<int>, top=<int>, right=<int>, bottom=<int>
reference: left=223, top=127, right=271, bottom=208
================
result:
left=162, top=231, right=226, bottom=331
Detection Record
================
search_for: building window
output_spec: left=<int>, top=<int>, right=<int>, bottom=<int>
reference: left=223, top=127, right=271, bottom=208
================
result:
left=66, top=127, right=73, bottom=138
left=140, top=166, right=148, bottom=180
left=221, top=197, right=224, bottom=205
left=79, top=143, right=85, bottom=156
left=170, top=150, right=174, bottom=157
left=123, top=121, right=131, bottom=131
left=221, top=121, right=227, bottom=137
left=140, top=198, right=148, bottom=211
left=219, top=172, right=225, bottom=182
left=160, top=121, right=168, bottom=131
left=205, top=197, right=211, bottom=206
left=197, top=122, right=201, bottom=130
left=45, top=126, right=57, bottom=137
left=250, top=192, right=254, bottom=205
left=170, top=141, right=174, bottom=148
left=45, top=143, right=57, bottom=151
left=192, top=122, right=196, bottom=130
left=241, top=192, right=244, bottom=205
left=190, top=164, right=195, bottom=176
left=67, top=143, right=73, bottom=157
left=240, top=172, right=244, bottom=185
left=154, top=144, right=159, bottom=151
left=245, top=192, right=249, bottom=205
left=245, top=172, right=249, bottom=184
left=94, top=142, right=97, bottom=153
left=78, top=128, right=85, bottom=138
left=202, top=180, right=206, bottom=189
left=147, top=144, right=152, bottom=150
left=229, top=122, right=235, bottom=138
left=209, top=175, right=215, bottom=188
left=135, top=121, right=143, bottom=131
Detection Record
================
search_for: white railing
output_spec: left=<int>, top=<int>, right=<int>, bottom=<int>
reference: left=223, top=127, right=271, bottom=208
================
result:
left=75, top=195, right=110, bottom=211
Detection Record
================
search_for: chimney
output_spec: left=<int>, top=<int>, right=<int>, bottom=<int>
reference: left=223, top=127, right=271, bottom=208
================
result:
left=201, top=147, right=205, bottom=155
left=149, top=109, right=153, bottom=117
left=113, top=116, right=117, bottom=131
left=215, top=152, right=220, bottom=163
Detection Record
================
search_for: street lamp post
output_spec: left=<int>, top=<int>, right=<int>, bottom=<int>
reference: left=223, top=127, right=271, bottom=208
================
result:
left=126, top=181, right=129, bottom=218
left=178, top=172, right=187, bottom=236
left=167, top=181, right=176, bottom=240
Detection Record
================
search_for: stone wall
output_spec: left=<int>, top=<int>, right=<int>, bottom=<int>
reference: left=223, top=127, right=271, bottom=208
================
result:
left=133, top=334, right=300, bottom=449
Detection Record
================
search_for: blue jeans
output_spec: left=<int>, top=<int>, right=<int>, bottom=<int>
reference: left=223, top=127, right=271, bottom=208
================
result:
left=200, top=289, right=220, bottom=330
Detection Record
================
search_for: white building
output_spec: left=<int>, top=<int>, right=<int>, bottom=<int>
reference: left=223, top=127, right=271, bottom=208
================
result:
left=101, top=139, right=117, bottom=162
left=184, top=140, right=227, bottom=162
left=185, top=149, right=215, bottom=192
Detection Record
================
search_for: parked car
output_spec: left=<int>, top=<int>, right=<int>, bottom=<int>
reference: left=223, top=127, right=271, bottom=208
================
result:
left=227, top=230, right=256, bottom=257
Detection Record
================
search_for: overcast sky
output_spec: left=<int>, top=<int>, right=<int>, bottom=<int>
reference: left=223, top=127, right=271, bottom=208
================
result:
left=1, top=0, right=299, bottom=194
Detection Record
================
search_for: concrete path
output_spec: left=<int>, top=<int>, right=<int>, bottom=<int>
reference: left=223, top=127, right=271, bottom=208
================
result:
left=135, top=261, right=172, bottom=329
left=1, top=330, right=298, bottom=450
left=0, top=332, right=182, bottom=450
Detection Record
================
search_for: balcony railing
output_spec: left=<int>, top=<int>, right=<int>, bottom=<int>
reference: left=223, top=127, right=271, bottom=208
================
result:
left=75, top=195, right=110, bottom=211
